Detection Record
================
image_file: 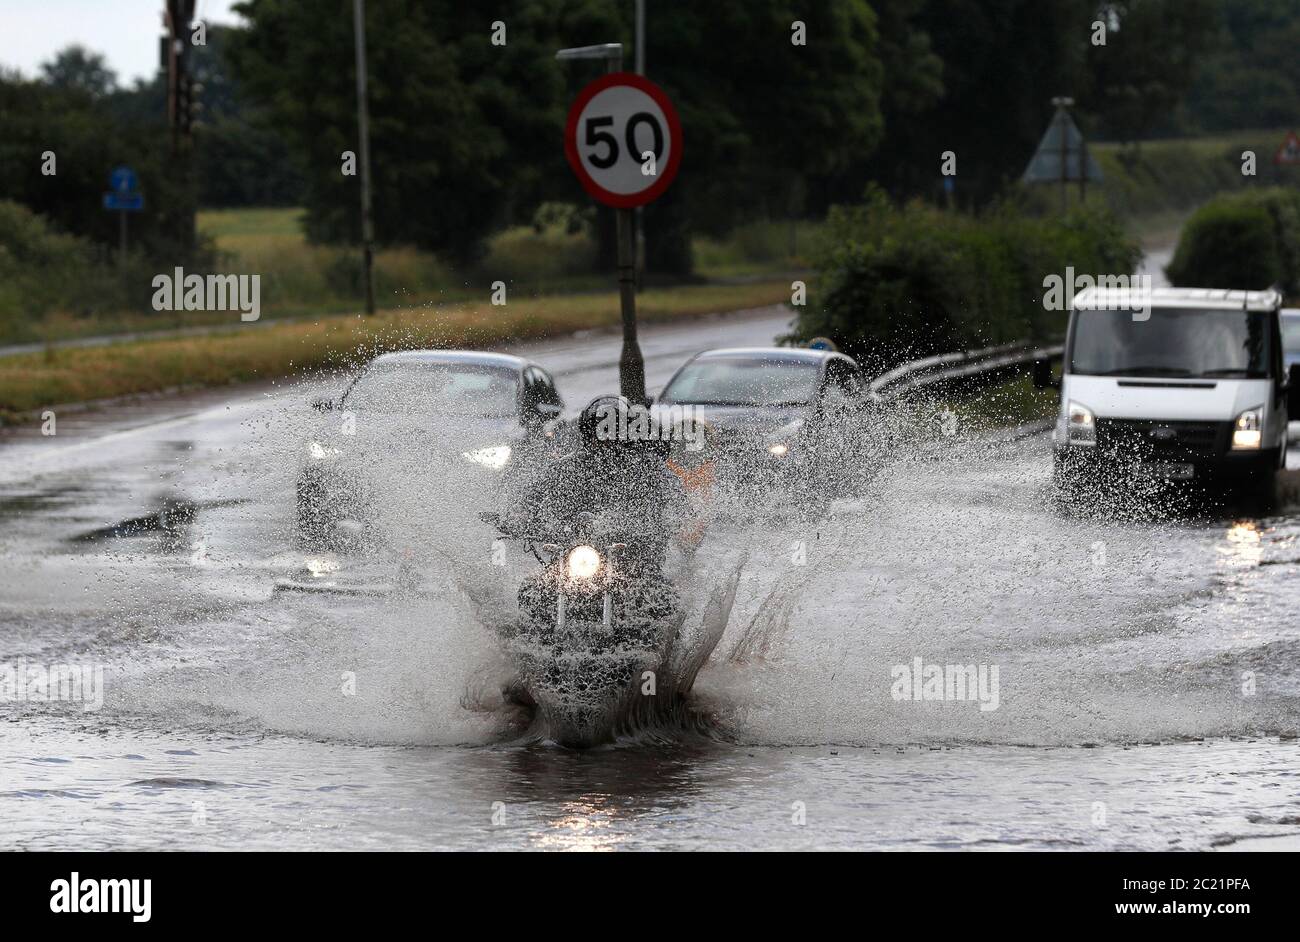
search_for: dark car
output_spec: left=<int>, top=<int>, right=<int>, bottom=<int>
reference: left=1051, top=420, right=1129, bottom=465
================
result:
left=297, top=350, right=565, bottom=539
left=654, top=347, right=879, bottom=505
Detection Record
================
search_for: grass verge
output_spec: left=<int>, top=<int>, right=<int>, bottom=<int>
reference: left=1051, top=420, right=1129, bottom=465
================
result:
left=948, top=372, right=1059, bottom=432
left=0, top=281, right=793, bottom=421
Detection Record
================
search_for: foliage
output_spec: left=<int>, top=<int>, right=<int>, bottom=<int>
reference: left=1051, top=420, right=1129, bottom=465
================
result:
left=790, top=190, right=1140, bottom=370
left=1166, top=188, right=1300, bottom=294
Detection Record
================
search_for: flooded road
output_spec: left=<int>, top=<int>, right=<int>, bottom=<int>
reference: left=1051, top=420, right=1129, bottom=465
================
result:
left=3, top=305, right=1300, bottom=850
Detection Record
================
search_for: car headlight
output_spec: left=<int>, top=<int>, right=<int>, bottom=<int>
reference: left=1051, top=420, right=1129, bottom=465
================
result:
left=462, top=445, right=511, bottom=470
left=566, top=545, right=602, bottom=580
left=308, top=441, right=343, bottom=461
left=1065, top=400, right=1096, bottom=446
left=1232, top=406, right=1263, bottom=450
left=768, top=443, right=789, bottom=457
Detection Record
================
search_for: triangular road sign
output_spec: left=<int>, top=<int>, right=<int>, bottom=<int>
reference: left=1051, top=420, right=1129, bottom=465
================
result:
left=1022, top=110, right=1104, bottom=184
left=1275, top=131, right=1300, bottom=166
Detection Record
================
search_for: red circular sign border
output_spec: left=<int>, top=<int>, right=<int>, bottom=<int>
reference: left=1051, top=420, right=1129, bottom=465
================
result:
left=564, top=72, right=683, bottom=209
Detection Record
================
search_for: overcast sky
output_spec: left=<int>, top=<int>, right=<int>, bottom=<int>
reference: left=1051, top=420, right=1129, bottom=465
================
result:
left=1, top=0, right=244, bottom=86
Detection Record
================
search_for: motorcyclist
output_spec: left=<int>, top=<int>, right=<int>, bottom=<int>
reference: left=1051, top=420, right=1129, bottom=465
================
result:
left=503, top=395, right=693, bottom=572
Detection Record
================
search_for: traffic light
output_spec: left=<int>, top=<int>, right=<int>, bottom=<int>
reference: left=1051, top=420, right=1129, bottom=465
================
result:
left=176, top=72, right=191, bottom=135
left=176, top=74, right=201, bottom=137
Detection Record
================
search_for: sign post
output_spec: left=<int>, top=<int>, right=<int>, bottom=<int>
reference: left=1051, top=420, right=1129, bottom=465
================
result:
left=560, top=52, right=682, bottom=404
left=1021, top=97, right=1103, bottom=213
left=103, top=166, right=144, bottom=263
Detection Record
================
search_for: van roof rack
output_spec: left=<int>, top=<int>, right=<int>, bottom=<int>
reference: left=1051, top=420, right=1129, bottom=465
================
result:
left=1071, top=286, right=1283, bottom=313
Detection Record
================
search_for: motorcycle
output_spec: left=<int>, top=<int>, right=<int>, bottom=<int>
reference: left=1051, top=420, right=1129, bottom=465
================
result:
left=480, top=509, right=683, bottom=746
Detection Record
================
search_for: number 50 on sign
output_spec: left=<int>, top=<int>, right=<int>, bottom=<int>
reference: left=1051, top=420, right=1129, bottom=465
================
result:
left=564, top=73, right=682, bottom=208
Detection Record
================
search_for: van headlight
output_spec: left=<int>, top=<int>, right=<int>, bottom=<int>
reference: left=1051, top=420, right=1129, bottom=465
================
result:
left=462, top=445, right=511, bottom=469
left=1065, top=401, right=1096, bottom=446
left=1232, top=406, right=1263, bottom=450
left=566, top=545, right=602, bottom=580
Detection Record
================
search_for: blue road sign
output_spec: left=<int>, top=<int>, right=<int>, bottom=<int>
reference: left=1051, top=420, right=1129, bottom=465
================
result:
left=103, top=192, right=144, bottom=211
left=806, top=336, right=839, bottom=352
left=104, top=165, right=143, bottom=212
left=109, top=166, right=138, bottom=195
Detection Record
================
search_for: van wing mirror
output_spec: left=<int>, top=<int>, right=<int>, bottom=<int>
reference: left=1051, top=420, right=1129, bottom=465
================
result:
left=1031, top=359, right=1059, bottom=391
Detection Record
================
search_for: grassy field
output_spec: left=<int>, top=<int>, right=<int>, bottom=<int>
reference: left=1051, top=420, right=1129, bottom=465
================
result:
left=0, top=280, right=793, bottom=419
left=1021, top=128, right=1298, bottom=221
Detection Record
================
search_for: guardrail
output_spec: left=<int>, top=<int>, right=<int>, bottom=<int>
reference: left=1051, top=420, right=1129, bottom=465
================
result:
left=869, top=340, right=1064, bottom=401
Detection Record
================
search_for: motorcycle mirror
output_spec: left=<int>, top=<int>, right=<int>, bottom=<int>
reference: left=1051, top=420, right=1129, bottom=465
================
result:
left=609, top=542, right=627, bottom=552
left=542, top=543, right=560, bottom=553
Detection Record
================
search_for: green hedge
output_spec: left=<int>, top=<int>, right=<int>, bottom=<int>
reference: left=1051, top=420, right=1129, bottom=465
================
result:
left=1165, top=188, right=1300, bottom=294
left=789, top=191, right=1140, bottom=369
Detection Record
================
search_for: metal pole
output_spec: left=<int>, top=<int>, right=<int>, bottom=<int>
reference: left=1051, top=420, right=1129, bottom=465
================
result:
left=353, top=0, right=376, bottom=316
left=1059, top=106, right=1068, bottom=215
left=635, top=0, right=645, bottom=75
left=1079, top=137, right=1088, bottom=204
left=634, top=0, right=646, bottom=291
left=610, top=48, right=646, bottom=403
left=617, top=205, right=647, bottom=403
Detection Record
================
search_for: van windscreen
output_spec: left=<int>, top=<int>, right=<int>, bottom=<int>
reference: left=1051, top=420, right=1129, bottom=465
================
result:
left=1068, top=307, right=1272, bottom=378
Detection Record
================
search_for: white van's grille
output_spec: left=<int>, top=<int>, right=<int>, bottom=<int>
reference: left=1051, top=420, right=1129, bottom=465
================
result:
left=1095, top=419, right=1229, bottom=457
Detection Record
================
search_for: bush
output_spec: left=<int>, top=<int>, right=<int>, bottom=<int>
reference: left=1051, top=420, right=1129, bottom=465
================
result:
left=789, top=191, right=1140, bottom=370
left=0, top=200, right=152, bottom=337
left=1166, top=188, right=1300, bottom=294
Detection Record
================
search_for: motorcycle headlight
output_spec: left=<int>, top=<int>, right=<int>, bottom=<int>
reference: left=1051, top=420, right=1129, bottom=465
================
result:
left=1065, top=400, right=1096, bottom=446
left=462, top=445, right=511, bottom=469
left=566, top=545, right=602, bottom=580
left=308, top=440, right=343, bottom=461
left=768, top=443, right=789, bottom=457
left=1232, top=406, right=1263, bottom=450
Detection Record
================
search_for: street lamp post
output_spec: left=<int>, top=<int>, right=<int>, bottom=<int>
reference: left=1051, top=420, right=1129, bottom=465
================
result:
left=556, top=43, right=648, bottom=404
left=634, top=0, right=646, bottom=290
left=353, top=0, right=376, bottom=316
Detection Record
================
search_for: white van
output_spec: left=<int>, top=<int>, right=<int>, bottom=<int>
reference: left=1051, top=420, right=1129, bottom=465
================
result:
left=1034, top=287, right=1300, bottom=495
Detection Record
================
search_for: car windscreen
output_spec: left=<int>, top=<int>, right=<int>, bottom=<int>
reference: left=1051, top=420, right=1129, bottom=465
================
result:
left=342, top=363, right=518, bottom=417
left=1069, top=307, right=1273, bottom=378
left=660, top=358, right=820, bottom=406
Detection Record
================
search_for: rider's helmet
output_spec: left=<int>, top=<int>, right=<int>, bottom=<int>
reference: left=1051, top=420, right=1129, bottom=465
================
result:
left=578, top=395, right=632, bottom=450
left=577, top=395, right=670, bottom=456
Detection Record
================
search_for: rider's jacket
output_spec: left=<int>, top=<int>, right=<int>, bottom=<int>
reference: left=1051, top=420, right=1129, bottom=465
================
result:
left=506, top=444, right=692, bottom=570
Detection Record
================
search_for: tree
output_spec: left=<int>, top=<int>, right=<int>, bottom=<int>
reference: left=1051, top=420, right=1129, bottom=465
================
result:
left=226, top=0, right=892, bottom=271
left=1180, top=0, right=1300, bottom=134
left=228, top=0, right=570, bottom=264
left=1082, top=0, right=1219, bottom=144
left=39, top=46, right=117, bottom=98
left=864, top=0, right=1100, bottom=207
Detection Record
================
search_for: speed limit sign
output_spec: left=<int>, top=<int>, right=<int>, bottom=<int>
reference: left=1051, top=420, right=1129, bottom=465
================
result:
left=564, top=73, right=682, bottom=208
